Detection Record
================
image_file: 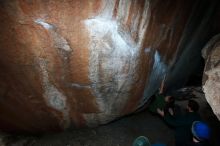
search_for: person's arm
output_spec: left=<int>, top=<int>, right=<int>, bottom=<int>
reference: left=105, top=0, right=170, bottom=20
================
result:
left=164, top=114, right=186, bottom=127
left=159, top=75, right=166, bottom=94
left=157, top=108, right=186, bottom=127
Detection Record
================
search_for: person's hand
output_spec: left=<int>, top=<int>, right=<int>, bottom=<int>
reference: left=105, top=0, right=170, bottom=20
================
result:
left=157, top=108, right=164, bottom=117
left=168, top=108, right=174, bottom=116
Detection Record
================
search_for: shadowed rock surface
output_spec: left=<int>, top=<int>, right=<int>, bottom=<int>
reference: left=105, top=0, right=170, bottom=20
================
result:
left=202, top=34, right=220, bottom=121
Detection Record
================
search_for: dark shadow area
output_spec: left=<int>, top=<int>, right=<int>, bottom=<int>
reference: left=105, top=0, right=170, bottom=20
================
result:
left=1, top=91, right=220, bottom=146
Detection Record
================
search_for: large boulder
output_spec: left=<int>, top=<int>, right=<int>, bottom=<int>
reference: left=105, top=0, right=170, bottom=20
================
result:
left=0, top=0, right=218, bottom=132
left=202, top=34, right=220, bottom=121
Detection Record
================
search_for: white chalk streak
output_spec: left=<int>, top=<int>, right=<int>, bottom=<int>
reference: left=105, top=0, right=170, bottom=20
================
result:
left=35, top=19, right=53, bottom=30
left=38, top=58, right=70, bottom=128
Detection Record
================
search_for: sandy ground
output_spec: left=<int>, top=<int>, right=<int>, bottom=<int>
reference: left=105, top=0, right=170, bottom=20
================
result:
left=1, top=89, right=220, bottom=146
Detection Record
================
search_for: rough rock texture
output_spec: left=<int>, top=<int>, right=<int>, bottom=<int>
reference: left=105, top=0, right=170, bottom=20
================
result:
left=202, top=34, right=220, bottom=121
left=0, top=0, right=218, bottom=132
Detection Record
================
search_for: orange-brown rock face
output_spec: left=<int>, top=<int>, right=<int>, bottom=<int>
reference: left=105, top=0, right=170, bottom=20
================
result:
left=0, top=0, right=218, bottom=132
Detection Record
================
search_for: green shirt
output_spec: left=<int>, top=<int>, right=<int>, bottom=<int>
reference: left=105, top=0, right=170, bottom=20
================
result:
left=148, top=94, right=166, bottom=113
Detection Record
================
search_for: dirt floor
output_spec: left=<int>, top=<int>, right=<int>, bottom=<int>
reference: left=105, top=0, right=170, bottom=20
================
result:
left=0, top=87, right=220, bottom=146
left=1, top=110, right=174, bottom=146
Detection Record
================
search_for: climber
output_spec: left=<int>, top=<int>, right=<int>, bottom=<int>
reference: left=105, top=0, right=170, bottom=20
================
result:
left=157, top=99, right=201, bottom=146
left=148, top=75, right=176, bottom=116
left=186, top=121, right=211, bottom=146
